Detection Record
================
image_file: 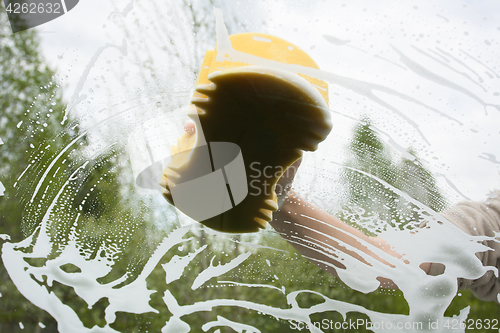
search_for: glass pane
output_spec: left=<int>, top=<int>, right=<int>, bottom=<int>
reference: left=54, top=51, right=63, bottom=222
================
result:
left=1, top=1, right=499, bottom=332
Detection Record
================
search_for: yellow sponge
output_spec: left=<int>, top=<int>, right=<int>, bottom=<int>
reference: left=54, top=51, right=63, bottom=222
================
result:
left=161, top=33, right=331, bottom=233
left=194, top=33, right=328, bottom=104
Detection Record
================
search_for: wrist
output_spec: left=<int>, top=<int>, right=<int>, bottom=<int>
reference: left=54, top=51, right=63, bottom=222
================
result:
left=277, top=188, right=297, bottom=209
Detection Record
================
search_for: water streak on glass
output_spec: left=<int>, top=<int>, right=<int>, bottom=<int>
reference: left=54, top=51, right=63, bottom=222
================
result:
left=0, top=1, right=499, bottom=332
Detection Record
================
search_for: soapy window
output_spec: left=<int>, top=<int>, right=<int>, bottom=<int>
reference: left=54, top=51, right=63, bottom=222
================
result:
left=1, top=1, right=499, bottom=332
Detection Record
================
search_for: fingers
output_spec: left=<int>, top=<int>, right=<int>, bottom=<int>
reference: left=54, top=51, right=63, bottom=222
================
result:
left=277, top=157, right=302, bottom=187
left=184, top=121, right=195, bottom=134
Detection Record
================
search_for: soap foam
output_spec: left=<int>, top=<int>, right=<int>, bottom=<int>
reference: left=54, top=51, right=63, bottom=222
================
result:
left=0, top=4, right=498, bottom=333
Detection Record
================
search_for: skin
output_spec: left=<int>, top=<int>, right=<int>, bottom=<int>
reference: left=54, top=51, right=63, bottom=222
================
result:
left=272, top=157, right=413, bottom=289
left=184, top=121, right=195, bottom=134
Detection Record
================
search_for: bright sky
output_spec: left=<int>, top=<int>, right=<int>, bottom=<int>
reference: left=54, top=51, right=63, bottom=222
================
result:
left=36, top=0, right=500, bottom=204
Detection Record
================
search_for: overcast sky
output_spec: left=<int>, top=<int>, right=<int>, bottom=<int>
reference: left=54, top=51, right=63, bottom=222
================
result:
left=35, top=0, right=500, bottom=203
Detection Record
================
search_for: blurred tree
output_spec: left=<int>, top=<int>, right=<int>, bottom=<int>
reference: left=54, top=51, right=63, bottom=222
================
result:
left=396, top=147, right=446, bottom=212
left=340, top=117, right=446, bottom=233
left=0, top=7, right=72, bottom=238
left=334, top=117, right=500, bottom=328
left=0, top=6, right=78, bottom=332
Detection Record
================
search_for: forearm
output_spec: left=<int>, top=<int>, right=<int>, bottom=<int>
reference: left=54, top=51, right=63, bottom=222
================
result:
left=271, top=191, right=402, bottom=286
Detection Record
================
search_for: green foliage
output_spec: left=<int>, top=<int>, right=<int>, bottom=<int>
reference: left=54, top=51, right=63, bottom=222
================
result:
left=340, top=117, right=446, bottom=233
left=0, top=7, right=71, bottom=238
left=0, top=7, right=159, bottom=331
left=0, top=6, right=76, bottom=332
left=337, top=116, right=500, bottom=331
left=103, top=229, right=412, bottom=332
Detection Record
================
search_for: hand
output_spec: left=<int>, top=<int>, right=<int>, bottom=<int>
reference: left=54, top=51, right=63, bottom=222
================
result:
left=159, top=120, right=196, bottom=203
left=183, top=120, right=195, bottom=135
